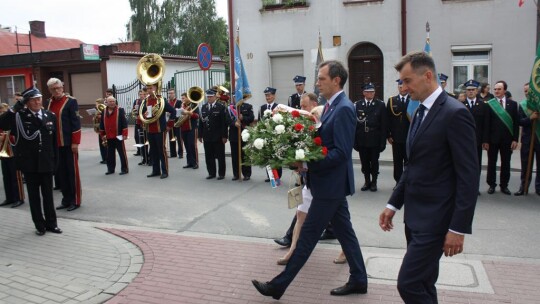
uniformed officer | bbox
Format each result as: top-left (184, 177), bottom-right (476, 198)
top-left (0, 87), bottom-right (62, 235)
top-left (386, 79), bottom-right (410, 185)
top-left (462, 79), bottom-right (486, 192)
top-left (355, 83), bottom-right (387, 192)
top-left (288, 75), bottom-right (306, 110)
top-left (227, 100), bottom-right (255, 181)
top-left (199, 88), bottom-right (228, 180)
top-left (438, 73), bottom-right (456, 98)
top-left (258, 87), bottom-right (282, 181)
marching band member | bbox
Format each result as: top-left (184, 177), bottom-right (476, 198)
top-left (167, 88), bottom-right (183, 158)
top-left (94, 98), bottom-right (107, 164)
top-left (179, 93), bottom-right (199, 169)
top-left (0, 103), bottom-right (25, 208)
top-left (133, 89), bottom-right (150, 165)
top-left (100, 96), bottom-right (129, 175)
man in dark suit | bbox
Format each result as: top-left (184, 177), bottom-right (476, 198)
top-left (355, 82), bottom-right (387, 192)
top-left (198, 89), bottom-right (228, 180)
top-left (387, 79), bottom-right (410, 185)
top-left (379, 51), bottom-right (479, 304)
top-left (258, 87), bottom-right (282, 181)
top-left (0, 87), bottom-right (62, 236)
top-left (482, 80), bottom-right (519, 195)
top-left (252, 60), bottom-right (368, 300)
top-left (288, 75), bottom-right (306, 109)
top-left (227, 100), bottom-right (254, 181)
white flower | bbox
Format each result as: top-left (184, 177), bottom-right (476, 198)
top-left (272, 113), bottom-right (283, 123)
top-left (274, 124), bottom-right (285, 134)
top-left (264, 109), bottom-right (272, 117)
top-left (254, 138), bottom-right (265, 149)
top-left (241, 129), bottom-right (250, 142)
top-left (295, 149), bottom-right (305, 160)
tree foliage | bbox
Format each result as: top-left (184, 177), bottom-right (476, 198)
top-left (127, 0), bottom-right (228, 57)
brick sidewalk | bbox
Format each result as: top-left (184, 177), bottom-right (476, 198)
top-left (104, 229), bottom-right (540, 304)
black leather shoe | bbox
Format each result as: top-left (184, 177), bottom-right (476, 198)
top-left (251, 280), bottom-right (283, 300)
top-left (56, 205), bottom-right (69, 210)
top-left (105, 171), bottom-right (114, 175)
top-left (147, 173), bottom-right (160, 178)
top-left (100, 160), bottom-right (107, 164)
top-left (370, 182), bottom-right (377, 192)
top-left (179, 156), bottom-right (184, 159)
top-left (330, 282), bottom-right (367, 296)
top-left (160, 173), bottom-right (168, 179)
top-left (11, 200), bottom-right (24, 208)
top-left (119, 171), bottom-right (128, 175)
top-left (514, 188), bottom-right (524, 196)
top-left (265, 178), bottom-right (270, 182)
top-left (536, 190), bottom-right (540, 196)
top-left (46, 227), bottom-right (63, 234)
top-left (500, 187), bottom-right (511, 195)
top-left (0, 200), bottom-right (12, 206)
top-left (274, 237), bottom-right (291, 247)
top-left (138, 162), bottom-right (146, 166)
top-left (232, 176), bottom-right (239, 181)
top-left (67, 205), bottom-right (79, 211)
top-left (243, 176), bottom-right (251, 181)
top-left (206, 175), bottom-right (216, 180)
top-left (133, 153), bottom-right (141, 156)
top-left (360, 183), bottom-right (371, 191)
top-left (183, 165), bottom-right (193, 169)
top-left (35, 230), bottom-right (45, 236)
top-left (192, 165), bottom-right (199, 169)
top-left (487, 186), bottom-right (495, 194)
top-left (217, 176), bottom-right (225, 180)
top-left (53, 186), bottom-right (61, 190)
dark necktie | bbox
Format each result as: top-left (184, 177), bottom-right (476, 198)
top-left (35, 112), bottom-right (41, 120)
top-left (401, 97), bottom-right (405, 104)
top-left (499, 99), bottom-right (504, 109)
top-left (267, 104), bottom-right (271, 110)
top-left (410, 104), bottom-right (426, 141)
top-left (323, 103), bottom-right (330, 115)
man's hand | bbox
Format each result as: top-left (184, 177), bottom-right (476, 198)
top-left (531, 112), bottom-right (539, 120)
top-left (379, 208), bottom-right (396, 232)
top-left (71, 143), bottom-right (79, 153)
top-left (387, 137), bottom-right (394, 145)
top-left (482, 143), bottom-right (489, 151)
top-left (443, 231), bottom-right (465, 257)
top-left (222, 137), bottom-right (227, 144)
top-left (234, 120), bottom-right (241, 128)
top-left (198, 138), bottom-right (203, 143)
top-left (511, 141), bottom-right (518, 150)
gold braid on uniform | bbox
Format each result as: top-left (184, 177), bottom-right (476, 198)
top-left (389, 96), bottom-right (402, 117)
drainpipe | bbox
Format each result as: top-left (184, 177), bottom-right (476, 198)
top-left (401, 0), bottom-right (407, 55)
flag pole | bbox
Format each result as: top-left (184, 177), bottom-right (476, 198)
top-left (236, 20), bottom-right (243, 181)
top-left (524, 119), bottom-right (536, 195)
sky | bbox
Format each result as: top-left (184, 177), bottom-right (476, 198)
top-left (2, 0), bottom-right (229, 45)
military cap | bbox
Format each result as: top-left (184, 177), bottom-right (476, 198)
top-left (293, 75), bottom-right (306, 84)
top-left (464, 79), bottom-right (480, 89)
top-left (396, 79), bottom-right (403, 85)
top-left (438, 73), bottom-right (448, 83)
top-left (363, 83), bottom-right (375, 92)
top-left (206, 88), bottom-right (217, 96)
top-left (264, 87), bottom-right (277, 95)
top-left (21, 86), bottom-right (42, 103)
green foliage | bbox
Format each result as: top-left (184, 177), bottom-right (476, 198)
top-left (127, 0), bottom-right (228, 56)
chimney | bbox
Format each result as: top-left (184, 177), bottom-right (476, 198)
top-left (29, 21), bottom-right (46, 38)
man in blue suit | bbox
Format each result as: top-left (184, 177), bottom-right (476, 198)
top-left (252, 60), bottom-right (368, 299)
top-left (379, 51), bottom-right (479, 304)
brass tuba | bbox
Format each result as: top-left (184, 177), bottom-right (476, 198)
top-left (136, 54), bottom-right (166, 126)
top-left (94, 103), bottom-right (106, 133)
top-left (0, 131), bottom-right (12, 158)
top-left (174, 86), bottom-right (204, 127)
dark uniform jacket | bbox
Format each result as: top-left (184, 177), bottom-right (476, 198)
top-left (462, 98), bottom-right (486, 146)
top-left (258, 103), bottom-right (278, 121)
top-left (483, 98), bottom-right (519, 144)
top-left (288, 92), bottom-right (305, 110)
top-left (386, 95), bottom-right (410, 144)
top-left (354, 98), bottom-right (388, 150)
top-left (199, 102), bottom-right (228, 142)
top-left (0, 109), bottom-right (57, 173)
top-left (228, 103), bottom-right (254, 142)
top-left (518, 104), bottom-right (540, 146)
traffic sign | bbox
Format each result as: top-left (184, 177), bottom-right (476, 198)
top-left (197, 43), bottom-right (213, 71)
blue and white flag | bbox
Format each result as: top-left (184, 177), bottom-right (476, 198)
top-left (234, 41), bottom-right (251, 105)
top-left (406, 32), bottom-right (432, 121)
top-left (314, 34), bottom-right (326, 105)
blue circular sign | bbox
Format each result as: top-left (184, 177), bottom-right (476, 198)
top-left (197, 43), bottom-right (213, 71)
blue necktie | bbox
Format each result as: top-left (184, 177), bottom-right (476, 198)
top-left (410, 104), bottom-right (426, 141)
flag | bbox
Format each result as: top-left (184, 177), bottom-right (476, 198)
top-left (423, 36), bottom-right (432, 56)
top-left (407, 32), bottom-right (432, 120)
top-left (234, 41), bottom-right (251, 105)
top-left (527, 42), bottom-right (540, 114)
top-left (314, 33), bottom-right (326, 104)
top-left (519, 0), bottom-right (525, 7)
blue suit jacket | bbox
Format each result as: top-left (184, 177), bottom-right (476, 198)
top-left (388, 91), bottom-right (479, 234)
top-left (308, 92), bottom-right (356, 200)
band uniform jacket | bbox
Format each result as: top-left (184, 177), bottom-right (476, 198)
top-left (386, 95), bottom-right (410, 144)
top-left (168, 98), bottom-right (182, 124)
top-left (228, 103), bottom-right (254, 142)
top-left (462, 97), bottom-right (486, 146)
top-left (47, 94), bottom-right (81, 147)
top-left (199, 102), bottom-right (228, 142)
top-left (482, 98), bottom-right (519, 144)
top-left (354, 98), bottom-right (388, 150)
top-left (258, 103), bottom-right (279, 121)
top-left (99, 107), bottom-right (128, 139)
top-left (0, 109), bottom-right (58, 173)
top-left (140, 96), bottom-right (177, 133)
top-left (288, 92), bottom-right (305, 110)
top-left (132, 98), bottom-right (143, 126)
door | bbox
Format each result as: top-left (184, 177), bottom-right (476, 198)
top-left (348, 43), bottom-right (384, 102)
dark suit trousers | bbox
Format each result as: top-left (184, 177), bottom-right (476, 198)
top-left (1, 158), bottom-right (23, 202)
top-left (270, 197), bottom-right (367, 292)
top-left (57, 146), bottom-right (81, 206)
top-left (98, 135), bottom-right (107, 161)
top-left (398, 230), bottom-right (445, 304)
top-left (203, 140), bottom-right (225, 177)
top-left (25, 172), bottom-right (57, 231)
top-left (181, 129), bottom-right (197, 167)
top-left (106, 138), bottom-right (129, 173)
top-left (148, 132), bottom-right (168, 175)
top-left (519, 142), bottom-right (540, 191)
top-left (392, 142), bottom-right (408, 182)
top-left (230, 141), bottom-right (251, 178)
top-left (358, 147), bottom-right (380, 178)
top-left (486, 143), bottom-right (512, 187)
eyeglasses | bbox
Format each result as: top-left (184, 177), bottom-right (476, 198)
top-left (51, 86), bottom-right (63, 91)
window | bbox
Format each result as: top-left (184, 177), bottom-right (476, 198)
top-left (451, 50), bottom-right (490, 93)
top-left (261, 0), bottom-right (308, 10)
top-left (0, 75), bottom-right (25, 106)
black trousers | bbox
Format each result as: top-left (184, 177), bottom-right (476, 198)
top-left (148, 132), bottom-right (168, 175)
top-left (230, 140), bottom-right (251, 178)
top-left (57, 146), bottom-right (81, 206)
top-left (25, 172), bottom-right (57, 231)
top-left (1, 158), bottom-right (23, 202)
top-left (106, 138), bottom-right (129, 173)
top-left (486, 143), bottom-right (512, 188)
top-left (392, 142), bottom-right (408, 182)
top-left (519, 141), bottom-right (540, 191)
top-left (203, 140), bottom-right (225, 177)
top-left (358, 146), bottom-right (380, 179)
top-left (98, 135), bottom-right (107, 161)
top-left (182, 129), bottom-right (197, 167)
top-left (168, 127), bottom-right (183, 157)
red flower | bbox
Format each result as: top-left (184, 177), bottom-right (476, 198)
top-left (322, 146), bottom-right (328, 156)
top-left (291, 110), bottom-right (300, 118)
top-left (294, 123), bottom-right (304, 131)
top-left (313, 137), bottom-right (322, 146)
top-left (309, 125), bottom-right (315, 131)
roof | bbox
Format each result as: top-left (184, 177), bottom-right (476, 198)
top-left (0, 31), bottom-right (83, 55)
